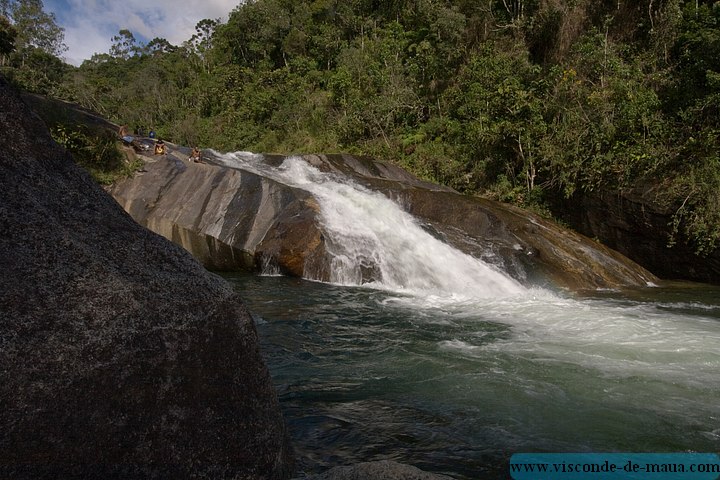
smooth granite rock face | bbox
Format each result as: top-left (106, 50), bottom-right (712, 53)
top-left (110, 154), bottom-right (328, 276)
top-left (110, 149), bottom-right (657, 291)
top-left (552, 189), bottom-right (720, 285)
top-left (395, 187), bottom-right (658, 290)
top-left (0, 78), bottom-right (293, 478)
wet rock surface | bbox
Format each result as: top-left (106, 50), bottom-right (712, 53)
top-left (398, 188), bottom-right (658, 290)
top-left (553, 189), bottom-right (720, 285)
top-left (299, 460), bottom-right (455, 480)
top-left (111, 150), bottom-right (657, 291)
top-left (0, 78), bottom-right (292, 478)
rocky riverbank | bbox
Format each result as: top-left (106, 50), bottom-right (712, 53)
top-left (1, 76), bottom-right (293, 478)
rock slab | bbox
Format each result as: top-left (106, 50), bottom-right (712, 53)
top-left (110, 151), bottom-right (658, 291)
top-left (0, 78), bottom-right (292, 477)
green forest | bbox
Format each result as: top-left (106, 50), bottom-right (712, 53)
top-left (2, 0), bottom-right (720, 254)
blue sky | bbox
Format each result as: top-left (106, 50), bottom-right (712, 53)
top-left (43, 0), bottom-right (240, 65)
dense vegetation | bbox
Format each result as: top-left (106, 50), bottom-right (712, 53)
top-left (2, 0), bottom-right (720, 253)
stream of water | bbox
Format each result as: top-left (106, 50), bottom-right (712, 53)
top-left (214, 153), bottom-right (720, 478)
top-left (226, 275), bottom-right (720, 479)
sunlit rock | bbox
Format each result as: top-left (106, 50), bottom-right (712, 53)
top-left (110, 149), bottom-right (657, 291)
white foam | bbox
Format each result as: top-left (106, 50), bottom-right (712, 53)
top-left (215, 152), bottom-right (525, 298)
top-left (213, 151), bottom-right (720, 392)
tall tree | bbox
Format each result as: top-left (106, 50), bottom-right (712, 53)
top-left (189, 18), bottom-right (218, 73)
top-left (6, 0), bottom-right (66, 57)
top-left (0, 14), bottom-right (17, 60)
top-left (0, 0), bottom-right (11, 18)
top-left (110, 29), bottom-right (139, 59)
top-left (147, 37), bottom-right (176, 56)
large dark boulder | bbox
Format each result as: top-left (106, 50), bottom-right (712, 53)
top-left (0, 79), bottom-right (293, 477)
top-left (553, 189), bottom-right (720, 284)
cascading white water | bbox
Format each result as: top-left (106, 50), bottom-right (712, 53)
top-left (213, 152), bottom-right (720, 388)
top-left (232, 274), bottom-right (720, 479)
top-left (214, 152), bottom-right (525, 298)
top-left (216, 153), bottom-right (720, 476)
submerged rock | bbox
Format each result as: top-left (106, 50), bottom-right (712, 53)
top-left (110, 150), bottom-right (657, 291)
top-left (0, 78), bottom-right (292, 477)
top-left (300, 460), bottom-right (455, 480)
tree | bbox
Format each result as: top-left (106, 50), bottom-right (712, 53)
top-left (147, 37), bottom-right (176, 56)
top-left (440, 44), bottom-right (546, 198)
top-left (188, 18), bottom-right (218, 72)
top-left (110, 29), bottom-right (139, 59)
top-left (192, 18), bottom-right (218, 54)
top-left (215, 0), bottom-right (291, 68)
top-left (0, 0), bottom-right (11, 17)
top-left (2, 0), bottom-right (67, 94)
top-left (9, 45), bottom-right (67, 94)
top-left (0, 14), bottom-right (17, 61)
top-left (5, 0), bottom-right (66, 57)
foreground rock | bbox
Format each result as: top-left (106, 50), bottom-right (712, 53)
top-left (0, 79), bottom-right (292, 477)
top-left (110, 152), bottom-right (657, 291)
top-left (300, 460), bottom-right (455, 480)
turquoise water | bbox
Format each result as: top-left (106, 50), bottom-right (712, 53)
top-left (225, 273), bottom-right (720, 479)
top-left (215, 152), bottom-right (720, 478)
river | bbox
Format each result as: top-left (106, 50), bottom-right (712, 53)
top-left (215, 152), bottom-right (720, 478)
top-left (225, 274), bottom-right (720, 479)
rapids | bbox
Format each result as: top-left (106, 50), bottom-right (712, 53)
top-left (228, 275), bottom-right (720, 479)
top-left (215, 152), bottom-right (524, 296)
top-left (215, 153), bottom-right (720, 478)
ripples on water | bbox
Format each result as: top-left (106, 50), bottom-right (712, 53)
top-left (214, 153), bottom-right (720, 477)
top-left (223, 273), bottom-right (720, 479)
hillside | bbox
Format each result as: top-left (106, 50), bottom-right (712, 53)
top-left (6, 0), bottom-right (720, 283)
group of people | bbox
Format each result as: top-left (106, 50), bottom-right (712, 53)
top-left (154, 140), bottom-right (204, 163)
top-left (118, 123), bottom-right (203, 163)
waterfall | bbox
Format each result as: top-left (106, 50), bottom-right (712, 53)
top-left (216, 153), bottom-right (525, 298)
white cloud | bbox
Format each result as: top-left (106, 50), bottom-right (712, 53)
top-left (46, 0), bottom-right (239, 66)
